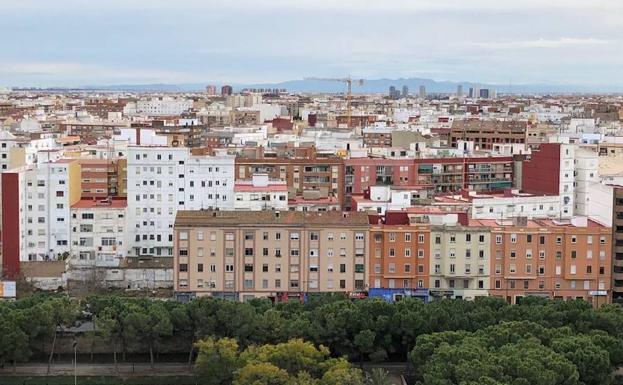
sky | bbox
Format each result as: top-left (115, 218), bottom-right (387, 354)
top-left (0, 0), bottom-right (622, 87)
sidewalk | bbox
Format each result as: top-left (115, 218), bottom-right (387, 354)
top-left (0, 362), bottom-right (194, 377)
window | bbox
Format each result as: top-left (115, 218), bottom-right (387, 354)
top-left (355, 233), bottom-right (365, 241)
top-left (290, 232), bottom-right (299, 240)
top-left (404, 233), bottom-right (411, 242)
top-left (226, 264), bottom-right (234, 272)
top-left (496, 235), bottom-right (502, 244)
top-left (509, 264), bottom-right (516, 274)
top-left (449, 264), bottom-right (455, 274)
top-left (465, 233), bottom-right (471, 242)
top-left (197, 264), bottom-right (204, 272)
top-left (310, 232), bottom-right (319, 240)
top-left (389, 233), bottom-right (396, 242)
top-left (418, 234), bottom-right (425, 243)
top-left (179, 264), bottom-right (188, 272)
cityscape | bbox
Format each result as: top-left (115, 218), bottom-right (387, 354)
top-left (1, 1), bottom-right (623, 385)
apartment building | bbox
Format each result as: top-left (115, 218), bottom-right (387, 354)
top-left (450, 119), bottom-right (528, 150)
top-left (126, 146), bottom-right (235, 259)
top-left (344, 156), bottom-right (514, 209)
top-left (173, 210), bottom-right (369, 301)
top-left (429, 223), bottom-right (491, 300)
top-left (486, 217), bottom-right (611, 305)
top-left (368, 211), bottom-right (431, 302)
top-left (613, 187), bottom-right (623, 303)
top-left (522, 143), bottom-right (578, 217)
top-left (69, 198), bottom-right (127, 267)
top-left (236, 157), bottom-right (344, 207)
top-left (1, 158), bottom-right (81, 274)
top-left (233, 174), bottom-right (288, 211)
top-left (79, 159), bottom-right (123, 199)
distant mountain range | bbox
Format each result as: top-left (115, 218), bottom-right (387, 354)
top-left (75, 77), bottom-right (621, 94)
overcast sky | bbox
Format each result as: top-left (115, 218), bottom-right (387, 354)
top-left (0, 0), bottom-right (621, 87)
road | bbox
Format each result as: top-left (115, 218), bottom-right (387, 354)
top-left (0, 362), bottom-right (193, 376)
top-left (0, 361), bottom-right (409, 377)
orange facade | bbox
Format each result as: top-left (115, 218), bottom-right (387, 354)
top-left (488, 221), bottom-right (611, 305)
top-left (369, 224), bottom-right (431, 291)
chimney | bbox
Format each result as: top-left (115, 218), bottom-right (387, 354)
top-left (135, 126), bottom-right (141, 145)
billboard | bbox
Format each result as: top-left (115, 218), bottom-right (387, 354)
top-left (0, 281), bottom-right (16, 298)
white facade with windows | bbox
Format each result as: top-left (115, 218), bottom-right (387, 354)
top-left (20, 160), bottom-right (80, 261)
top-left (126, 146), bottom-right (235, 258)
top-left (70, 201), bottom-right (127, 267)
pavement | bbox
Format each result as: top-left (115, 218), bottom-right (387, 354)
top-left (0, 362), bottom-right (194, 376)
top-left (0, 361), bottom-right (410, 377)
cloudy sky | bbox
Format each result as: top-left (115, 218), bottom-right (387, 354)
top-left (0, 0), bottom-right (621, 87)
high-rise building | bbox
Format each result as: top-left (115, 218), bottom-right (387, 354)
top-left (221, 85), bottom-right (233, 96)
top-left (401, 85), bottom-right (409, 98)
top-left (418, 85), bottom-right (426, 99)
top-left (457, 85), bottom-right (463, 98)
top-left (206, 85), bottom-right (217, 95)
top-left (388, 86), bottom-right (400, 99)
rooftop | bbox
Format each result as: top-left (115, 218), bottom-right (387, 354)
top-left (175, 210), bottom-right (367, 227)
top-left (71, 198), bottom-right (128, 209)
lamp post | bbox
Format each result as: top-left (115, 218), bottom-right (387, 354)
top-left (73, 337), bottom-right (77, 385)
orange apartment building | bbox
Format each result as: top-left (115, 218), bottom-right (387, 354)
top-left (79, 159), bottom-right (127, 198)
top-left (368, 211), bottom-right (431, 301)
top-left (485, 217), bottom-right (612, 305)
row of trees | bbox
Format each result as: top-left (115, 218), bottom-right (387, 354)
top-left (410, 321), bottom-right (623, 385)
top-left (2, 293), bottom-right (623, 378)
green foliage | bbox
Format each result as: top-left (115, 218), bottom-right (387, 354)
top-left (3, 293), bottom-right (623, 384)
top-left (196, 338), bottom-right (361, 385)
top-left (195, 337), bottom-right (241, 385)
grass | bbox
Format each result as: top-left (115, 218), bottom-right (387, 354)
top-left (0, 376), bottom-right (198, 385)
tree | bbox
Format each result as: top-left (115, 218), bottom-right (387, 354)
top-left (364, 368), bottom-right (395, 385)
top-left (320, 359), bottom-right (364, 385)
top-left (195, 337), bottom-right (241, 385)
top-left (233, 362), bottom-right (290, 385)
top-left (240, 339), bottom-right (331, 379)
top-left (38, 297), bottom-right (79, 374)
top-left (551, 336), bottom-right (611, 385)
top-left (0, 309), bottom-right (30, 371)
top-left (354, 330), bottom-right (375, 366)
top-left (123, 301), bottom-right (172, 368)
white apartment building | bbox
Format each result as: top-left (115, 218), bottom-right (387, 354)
top-left (126, 146), bottom-right (235, 258)
top-left (233, 174), bottom-right (289, 211)
top-left (435, 189), bottom-right (563, 220)
top-left (15, 159), bottom-right (82, 261)
top-left (574, 148), bottom-right (600, 217)
top-left (70, 199), bottom-right (127, 267)
top-left (135, 97), bottom-right (193, 116)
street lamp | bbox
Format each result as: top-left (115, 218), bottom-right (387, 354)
top-left (73, 337), bottom-right (77, 385)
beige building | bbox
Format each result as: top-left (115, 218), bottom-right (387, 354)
top-left (173, 210), bottom-right (369, 301)
top-left (429, 224), bottom-right (491, 300)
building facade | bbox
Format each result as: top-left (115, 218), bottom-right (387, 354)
top-left (173, 210), bottom-right (369, 301)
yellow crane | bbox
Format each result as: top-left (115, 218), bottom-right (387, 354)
top-left (305, 76), bottom-right (364, 128)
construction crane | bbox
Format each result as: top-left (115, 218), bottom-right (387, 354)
top-left (305, 76), bottom-right (364, 128)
